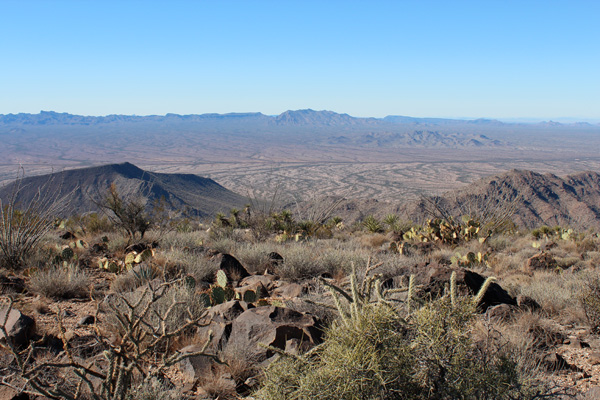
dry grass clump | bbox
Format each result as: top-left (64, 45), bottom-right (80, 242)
top-left (200, 374), bottom-right (237, 399)
top-left (29, 264), bottom-right (90, 299)
top-left (154, 230), bottom-right (207, 250)
top-left (125, 377), bottom-right (183, 400)
top-left (110, 264), bottom-right (162, 293)
top-left (273, 241), bottom-right (370, 281)
top-left (357, 232), bottom-right (389, 249)
top-left (104, 281), bottom-right (206, 341)
top-left (162, 248), bottom-right (217, 283)
top-left (579, 273), bottom-right (600, 333)
top-left (232, 242), bottom-right (277, 273)
top-left (207, 237), bottom-right (238, 254)
top-left (103, 232), bottom-right (129, 253)
top-left (515, 270), bottom-right (589, 322)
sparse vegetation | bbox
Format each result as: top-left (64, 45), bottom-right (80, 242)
top-left (2, 174), bottom-right (600, 398)
top-left (0, 170), bottom-right (71, 269)
top-left (98, 183), bottom-right (152, 242)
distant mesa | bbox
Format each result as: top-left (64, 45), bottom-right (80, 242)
top-left (0, 162), bottom-right (248, 218)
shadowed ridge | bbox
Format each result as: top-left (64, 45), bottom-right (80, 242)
top-left (406, 169), bottom-right (600, 229)
top-left (0, 163), bottom-right (248, 218)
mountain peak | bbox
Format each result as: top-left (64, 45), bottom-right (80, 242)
top-left (275, 109), bottom-right (357, 126)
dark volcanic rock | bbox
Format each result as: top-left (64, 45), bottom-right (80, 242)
top-left (213, 253), bottom-right (250, 281)
top-left (525, 252), bottom-right (558, 272)
top-left (0, 307), bottom-right (35, 347)
top-left (228, 306), bottom-right (322, 362)
top-left (422, 265), bottom-right (516, 310)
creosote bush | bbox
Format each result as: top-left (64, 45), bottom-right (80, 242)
top-left (98, 183), bottom-right (152, 242)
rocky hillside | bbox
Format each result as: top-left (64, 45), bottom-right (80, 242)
top-left (0, 162), bottom-right (248, 218)
top-left (404, 169), bottom-right (600, 230)
top-left (309, 169), bottom-right (600, 230)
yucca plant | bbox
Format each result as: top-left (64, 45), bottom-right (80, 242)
top-left (362, 215), bottom-right (382, 233)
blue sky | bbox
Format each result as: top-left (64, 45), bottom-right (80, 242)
top-left (1, 1), bottom-right (598, 119)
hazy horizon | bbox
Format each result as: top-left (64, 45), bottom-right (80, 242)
top-left (2, 109), bottom-right (600, 125)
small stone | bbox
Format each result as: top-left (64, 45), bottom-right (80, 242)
top-left (244, 377), bottom-right (259, 388)
top-left (582, 387), bottom-right (600, 400)
top-left (589, 352), bottom-right (600, 365)
top-left (568, 337), bottom-right (581, 348)
top-left (61, 309), bottom-right (75, 318)
top-left (516, 294), bottom-right (541, 311)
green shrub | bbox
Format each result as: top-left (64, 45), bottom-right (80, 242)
top-left (257, 303), bottom-right (413, 400)
top-left (257, 296), bottom-right (537, 399)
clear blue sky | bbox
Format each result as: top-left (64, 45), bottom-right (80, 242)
top-left (1, 0), bottom-right (598, 119)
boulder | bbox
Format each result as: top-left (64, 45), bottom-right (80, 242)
top-left (197, 300), bottom-right (248, 353)
top-left (267, 252), bottom-right (284, 267)
top-left (184, 302), bottom-right (322, 380)
top-left (0, 386), bottom-right (29, 400)
top-left (422, 265), bottom-right (516, 311)
top-left (59, 230), bottom-right (76, 240)
top-left (227, 306), bottom-right (323, 362)
top-left (179, 301), bottom-right (249, 381)
top-left (239, 274), bottom-right (277, 291)
top-left (0, 307), bottom-right (35, 347)
top-left (542, 352), bottom-right (583, 372)
top-left (581, 387), bottom-right (600, 400)
top-left (125, 241), bottom-right (158, 254)
top-left (235, 281), bottom-right (269, 300)
top-left (177, 344), bottom-right (217, 382)
top-left (213, 254), bottom-right (250, 281)
top-left (272, 283), bottom-right (305, 299)
top-left (524, 252), bottom-right (557, 272)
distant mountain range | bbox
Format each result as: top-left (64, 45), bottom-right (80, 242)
top-left (1, 109), bottom-right (598, 127)
top-left (4, 110), bottom-right (599, 156)
top-left (0, 163), bottom-right (248, 218)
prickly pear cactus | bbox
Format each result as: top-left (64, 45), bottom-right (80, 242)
top-left (243, 290), bottom-right (257, 303)
top-left (134, 248), bottom-right (153, 263)
top-left (61, 247), bottom-right (74, 261)
top-left (224, 287), bottom-right (236, 301)
top-left (210, 286), bottom-right (226, 304)
top-left (216, 269), bottom-right (228, 288)
top-left (125, 253), bottom-right (136, 265)
top-left (199, 292), bottom-right (211, 307)
top-left (184, 275), bottom-right (196, 290)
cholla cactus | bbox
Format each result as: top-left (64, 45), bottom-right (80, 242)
top-left (319, 257), bottom-right (417, 328)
